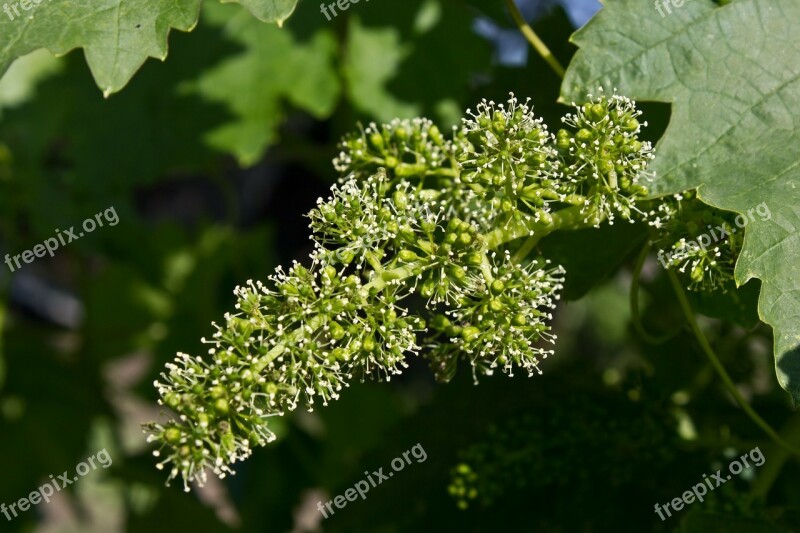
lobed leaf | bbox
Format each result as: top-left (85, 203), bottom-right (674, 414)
top-left (0, 0), bottom-right (298, 96)
top-left (561, 0), bottom-right (800, 402)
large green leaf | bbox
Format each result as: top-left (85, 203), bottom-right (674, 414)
top-left (0, 0), bottom-right (298, 95)
top-left (561, 0), bottom-right (800, 401)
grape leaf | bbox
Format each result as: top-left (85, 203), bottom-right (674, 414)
top-left (186, 3), bottom-right (340, 165)
top-left (538, 223), bottom-right (647, 300)
top-left (0, 36), bottom-right (230, 228)
top-left (0, 0), bottom-right (298, 96)
top-left (561, 0), bottom-right (800, 402)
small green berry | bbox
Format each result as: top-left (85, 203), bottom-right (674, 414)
top-left (398, 250), bottom-right (419, 262)
top-left (461, 327), bottom-right (481, 342)
top-left (490, 280), bottom-right (505, 295)
top-left (214, 398), bottom-right (230, 416)
top-left (164, 427), bottom-right (182, 444)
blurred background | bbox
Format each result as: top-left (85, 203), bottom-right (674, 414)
top-left (1, 0), bottom-right (798, 531)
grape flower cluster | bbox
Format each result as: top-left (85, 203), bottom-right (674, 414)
top-left (144, 92), bottom-right (659, 490)
top-left (648, 190), bottom-right (742, 292)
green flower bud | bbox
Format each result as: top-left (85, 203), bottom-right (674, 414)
top-left (691, 265), bottom-right (705, 284)
top-left (623, 117), bottom-right (639, 132)
top-left (492, 115), bottom-right (506, 134)
top-left (321, 204), bottom-right (337, 222)
top-left (623, 140), bottom-right (642, 154)
top-left (576, 128), bottom-right (593, 143)
top-left (221, 431), bottom-right (236, 454)
top-left (421, 219), bottom-right (437, 233)
top-left (393, 190), bottom-right (409, 210)
top-left (465, 252), bottom-right (483, 266)
top-left (431, 314), bottom-right (451, 330)
top-left (490, 280), bottom-right (505, 295)
top-left (330, 322), bottom-right (346, 341)
top-left (338, 249), bottom-right (355, 264)
top-left (589, 103), bottom-right (606, 122)
top-left (429, 125), bottom-right (444, 145)
top-left (398, 250), bottom-right (419, 262)
top-left (399, 225), bottom-right (417, 241)
top-left (362, 337), bottom-right (376, 352)
top-left (449, 266), bottom-right (467, 281)
top-left (214, 398), bottom-right (230, 416)
top-left (164, 392), bottom-right (181, 409)
top-left (462, 327), bottom-right (481, 342)
top-left (377, 206), bottom-right (393, 221)
top-left (420, 279), bottom-right (436, 298)
top-left (209, 385), bottom-right (226, 400)
top-left (164, 427), bottom-right (182, 444)
top-left (369, 132), bottom-right (385, 151)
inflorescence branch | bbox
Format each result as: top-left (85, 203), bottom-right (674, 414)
top-left (144, 91), bottom-right (663, 491)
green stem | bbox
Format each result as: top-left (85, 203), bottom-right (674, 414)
top-left (480, 254), bottom-right (495, 284)
top-left (363, 263), bottom-right (420, 293)
top-left (667, 269), bottom-right (800, 457)
top-left (511, 236), bottom-right (539, 264)
top-left (365, 251), bottom-right (384, 274)
top-left (630, 242), bottom-right (682, 344)
top-left (484, 204), bottom-right (599, 250)
top-left (254, 315), bottom-right (324, 373)
top-left (505, 0), bottom-right (565, 79)
top-left (749, 414), bottom-right (800, 504)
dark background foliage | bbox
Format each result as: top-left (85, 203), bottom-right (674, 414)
top-left (0, 1), bottom-right (797, 531)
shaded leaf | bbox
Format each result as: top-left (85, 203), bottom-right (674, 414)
top-left (188, 3), bottom-right (340, 165)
